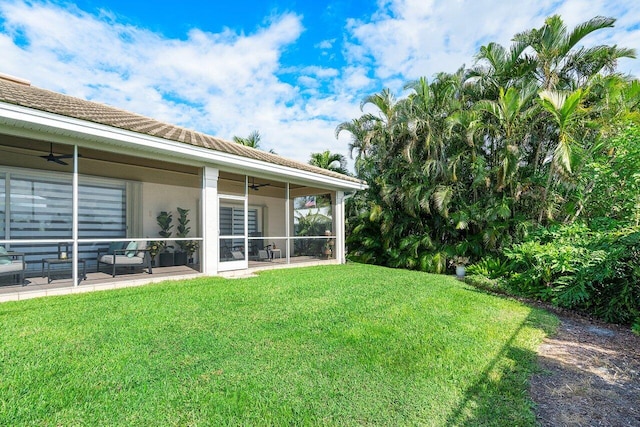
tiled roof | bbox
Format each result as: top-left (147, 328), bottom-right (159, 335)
top-left (0, 77), bottom-right (362, 184)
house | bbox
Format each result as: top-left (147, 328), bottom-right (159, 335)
top-left (0, 72), bottom-right (366, 286)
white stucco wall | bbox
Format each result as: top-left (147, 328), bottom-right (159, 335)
top-left (142, 182), bottom-right (201, 239)
top-left (247, 194), bottom-right (286, 238)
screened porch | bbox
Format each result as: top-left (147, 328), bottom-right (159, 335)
top-left (215, 171), bottom-right (341, 273)
top-left (0, 136), bottom-right (203, 287)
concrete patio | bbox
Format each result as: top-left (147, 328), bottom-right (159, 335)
top-left (0, 257), bottom-right (338, 302)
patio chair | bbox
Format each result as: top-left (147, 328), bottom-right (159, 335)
top-left (0, 248), bottom-right (26, 286)
top-left (97, 241), bottom-right (152, 277)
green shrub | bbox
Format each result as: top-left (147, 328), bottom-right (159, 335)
top-left (503, 225), bottom-right (640, 324)
top-left (467, 256), bottom-right (512, 279)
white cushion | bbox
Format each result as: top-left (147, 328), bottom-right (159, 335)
top-left (100, 255), bottom-right (144, 265)
top-left (0, 260), bottom-right (23, 273)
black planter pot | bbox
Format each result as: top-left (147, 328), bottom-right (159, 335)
top-left (159, 252), bottom-right (174, 267)
top-left (174, 252), bottom-right (188, 266)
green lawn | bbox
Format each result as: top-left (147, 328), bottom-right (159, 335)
top-left (0, 263), bottom-right (556, 426)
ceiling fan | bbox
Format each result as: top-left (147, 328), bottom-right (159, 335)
top-left (40, 143), bottom-right (78, 165)
top-left (249, 177), bottom-right (270, 191)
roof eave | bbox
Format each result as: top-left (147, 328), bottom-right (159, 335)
top-left (0, 101), bottom-right (368, 191)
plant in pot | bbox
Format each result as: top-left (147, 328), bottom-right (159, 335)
top-left (157, 211), bottom-right (174, 267)
top-left (147, 240), bottom-right (162, 266)
top-left (450, 255), bottom-right (470, 280)
top-left (174, 207), bottom-right (191, 266)
top-left (323, 230), bottom-right (334, 258)
top-left (184, 240), bottom-right (199, 265)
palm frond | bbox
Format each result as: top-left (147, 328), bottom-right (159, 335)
top-left (566, 16), bottom-right (615, 52)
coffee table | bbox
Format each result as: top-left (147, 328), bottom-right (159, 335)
top-left (41, 258), bottom-right (87, 284)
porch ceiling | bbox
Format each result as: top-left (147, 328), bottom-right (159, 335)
top-left (218, 171), bottom-right (335, 198)
top-left (0, 135), bottom-right (201, 186)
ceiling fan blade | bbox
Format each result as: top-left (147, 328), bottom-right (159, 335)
top-left (54, 158), bottom-right (68, 165)
top-left (57, 154), bottom-right (74, 159)
top-left (250, 183), bottom-right (270, 190)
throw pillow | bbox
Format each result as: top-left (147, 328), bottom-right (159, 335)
top-left (0, 246), bottom-right (11, 265)
top-left (125, 241), bottom-right (138, 258)
top-left (107, 241), bottom-right (125, 255)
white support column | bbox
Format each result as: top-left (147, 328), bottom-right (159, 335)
top-left (72, 145), bottom-right (79, 286)
top-left (244, 175), bottom-right (248, 260)
top-left (285, 182), bottom-right (290, 264)
top-left (202, 167), bottom-right (219, 275)
top-left (335, 191), bottom-right (346, 264)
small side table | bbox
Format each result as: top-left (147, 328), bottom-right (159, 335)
top-left (270, 248), bottom-right (282, 259)
top-left (42, 258), bottom-right (87, 284)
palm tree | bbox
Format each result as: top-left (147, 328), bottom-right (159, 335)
top-left (233, 130), bottom-right (262, 149)
top-left (309, 150), bottom-right (349, 175)
top-left (467, 41), bottom-right (534, 98)
top-left (338, 14), bottom-right (637, 272)
top-left (474, 85), bottom-right (539, 194)
top-left (537, 88), bottom-right (588, 222)
top-left (233, 130), bottom-right (278, 154)
top-left (513, 15), bottom-right (635, 90)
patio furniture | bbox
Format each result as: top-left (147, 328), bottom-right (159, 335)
top-left (270, 248), bottom-right (282, 259)
top-left (0, 249), bottom-right (26, 286)
top-left (97, 241), bottom-right (152, 277)
top-left (257, 245), bottom-right (279, 261)
top-left (257, 249), bottom-right (270, 261)
top-left (41, 258), bottom-right (87, 284)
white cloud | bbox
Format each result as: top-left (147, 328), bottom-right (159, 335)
top-left (299, 66), bottom-right (339, 79)
top-left (1, 0), bottom-right (638, 172)
top-left (344, 0), bottom-right (640, 86)
top-left (316, 38), bottom-right (335, 49)
top-left (0, 1), bottom-right (345, 163)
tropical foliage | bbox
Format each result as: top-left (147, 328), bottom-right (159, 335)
top-left (471, 225), bottom-right (640, 324)
top-left (233, 130), bottom-right (263, 148)
top-left (309, 150), bottom-right (349, 174)
top-left (339, 15), bottom-right (639, 323)
top-left (233, 130), bottom-right (277, 153)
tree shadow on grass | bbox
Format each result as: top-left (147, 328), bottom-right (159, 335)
top-left (445, 310), bottom-right (553, 426)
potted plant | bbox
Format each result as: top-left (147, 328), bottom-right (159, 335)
top-left (147, 240), bottom-right (162, 266)
top-left (184, 240), bottom-right (199, 265)
top-left (157, 211), bottom-right (174, 267)
top-left (323, 230), bottom-right (334, 258)
top-left (174, 207), bottom-right (191, 265)
top-left (323, 241), bottom-right (332, 257)
top-left (450, 255), bottom-right (470, 279)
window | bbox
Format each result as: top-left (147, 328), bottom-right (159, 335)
top-left (219, 206), bottom-right (258, 235)
top-left (1, 169), bottom-right (127, 272)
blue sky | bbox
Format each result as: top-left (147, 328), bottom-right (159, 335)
top-left (1, 0), bottom-right (639, 167)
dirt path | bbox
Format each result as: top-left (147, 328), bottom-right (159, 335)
top-left (530, 312), bottom-right (640, 426)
